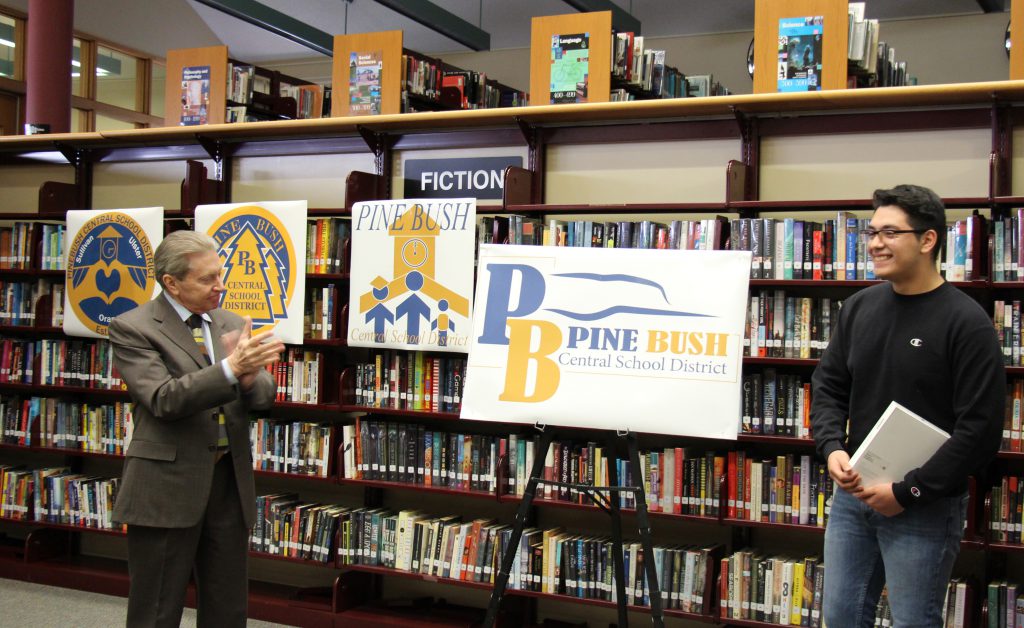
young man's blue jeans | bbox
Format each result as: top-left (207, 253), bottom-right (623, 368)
top-left (823, 487), bottom-right (967, 628)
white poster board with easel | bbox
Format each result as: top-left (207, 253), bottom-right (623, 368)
top-left (461, 245), bottom-right (752, 440)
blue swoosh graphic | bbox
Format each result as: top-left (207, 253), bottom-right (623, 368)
top-left (552, 272), bottom-right (668, 303)
top-left (544, 305), bottom-right (715, 322)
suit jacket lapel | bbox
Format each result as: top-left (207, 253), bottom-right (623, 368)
top-left (155, 294), bottom-right (208, 369)
top-left (208, 311), bottom-right (230, 363)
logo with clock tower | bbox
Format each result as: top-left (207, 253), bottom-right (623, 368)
top-left (356, 203), bottom-right (470, 347)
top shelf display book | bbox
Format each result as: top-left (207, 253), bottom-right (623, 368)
top-left (753, 0), bottom-right (849, 93)
top-left (529, 11), bottom-right (613, 106)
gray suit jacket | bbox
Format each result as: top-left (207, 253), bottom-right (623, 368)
top-left (109, 293), bottom-right (275, 528)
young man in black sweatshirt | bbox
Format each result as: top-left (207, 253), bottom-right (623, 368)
top-left (811, 184), bottom-right (1004, 628)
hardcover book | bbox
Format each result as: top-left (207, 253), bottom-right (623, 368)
top-left (850, 401), bottom-right (950, 486)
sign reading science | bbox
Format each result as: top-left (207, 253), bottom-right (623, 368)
top-left (195, 201), bottom-right (307, 344)
top-left (64, 208), bottom-right (163, 338)
top-left (461, 246), bottom-right (752, 440)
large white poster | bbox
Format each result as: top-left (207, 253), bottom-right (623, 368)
top-left (64, 207), bottom-right (163, 338)
top-left (462, 246), bottom-right (752, 439)
top-left (195, 201), bottom-right (307, 344)
top-left (348, 198), bottom-right (475, 352)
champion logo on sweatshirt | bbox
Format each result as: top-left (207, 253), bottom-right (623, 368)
top-left (909, 338), bottom-right (923, 347)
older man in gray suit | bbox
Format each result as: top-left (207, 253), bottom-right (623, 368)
top-left (109, 230), bottom-right (284, 627)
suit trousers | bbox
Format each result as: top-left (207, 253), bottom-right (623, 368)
top-left (126, 452), bottom-right (249, 628)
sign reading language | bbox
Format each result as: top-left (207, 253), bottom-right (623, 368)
top-left (461, 245), bottom-right (752, 439)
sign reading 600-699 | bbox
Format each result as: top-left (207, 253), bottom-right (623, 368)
top-left (66, 212), bottom-right (156, 336)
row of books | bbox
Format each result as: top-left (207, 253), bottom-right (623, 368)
top-left (740, 369), bottom-right (813, 438)
top-left (1004, 379), bottom-right (1024, 452)
top-left (989, 474), bottom-right (1024, 545)
top-left (995, 301), bottom-right (1024, 367)
top-left (305, 217), bottom-right (349, 275)
top-left (0, 464), bottom-right (122, 531)
top-left (250, 418), bottom-right (332, 478)
top-left (335, 505), bottom-right (715, 610)
top-left (353, 351), bottom-right (465, 413)
top-left (478, 215), bottom-right (544, 247)
top-left (735, 216), bottom-right (875, 281)
top-left (726, 453), bottom-right (832, 528)
top-left (0, 279), bottom-right (60, 326)
top-left (266, 348), bottom-right (321, 404)
top-left (847, 4), bottom-right (915, 88)
top-left (439, 70), bottom-right (523, 110)
top-left (280, 83), bottom-right (324, 120)
top-left (611, 32), bottom-right (686, 99)
top-left (343, 418), bottom-right (497, 493)
top-left (991, 212), bottom-right (1024, 282)
top-left (724, 555), bottom-right (965, 627)
top-left (720, 551), bottom-right (822, 626)
top-left (1, 396), bottom-right (130, 453)
top-left (745, 291), bottom-right (842, 359)
top-left (0, 222), bottom-right (53, 270)
top-left (541, 218), bottom-right (728, 250)
top-left (250, 493), bottom-right (344, 563)
top-left (987, 580), bottom-right (1024, 628)
top-left (227, 62), bottom-right (255, 105)
top-left (35, 338), bottom-right (123, 389)
top-left (303, 284), bottom-right (340, 340)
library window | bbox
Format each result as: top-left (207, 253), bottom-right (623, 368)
top-left (0, 14), bottom-right (15, 78)
top-left (95, 112), bottom-right (134, 131)
top-left (96, 45), bottom-right (140, 111)
top-left (150, 61), bottom-right (165, 119)
top-left (71, 37), bottom-right (89, 97)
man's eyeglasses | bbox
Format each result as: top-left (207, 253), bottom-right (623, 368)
top-left (859, 228), bottom-right (927, 241)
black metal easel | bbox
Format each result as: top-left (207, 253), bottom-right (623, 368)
top-left (482, 425), bottom-right (665, 628)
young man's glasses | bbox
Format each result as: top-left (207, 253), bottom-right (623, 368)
top-left (859, 228), bottom-right (927, 241)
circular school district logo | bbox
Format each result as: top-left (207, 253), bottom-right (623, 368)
top-left (66, 212), bottom-right (156, 336)
top-left (206, 205), bottom-right (295, 331)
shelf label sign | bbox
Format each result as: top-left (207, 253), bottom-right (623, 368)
top-left (195, 201), bottom-right (307, 344)
top-left (462, 246), bottom-right (752, 439)
top-left (777, 16), bottom-right (824, 93)
top-left (348, 198), bottom-right (476, 352)
top-left (403, 156), bottom-right (523, 200)
top-left (64, 207), bottom-right (163, 338)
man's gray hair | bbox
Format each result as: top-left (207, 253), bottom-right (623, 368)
top-left (154, 230), bottom-right (219, 289)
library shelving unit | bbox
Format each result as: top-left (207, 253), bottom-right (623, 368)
top-left (331, 31), bottom-right (526, 118)
top-left (4, 76), bottom-right (1024, 626)
top-left (164, 45), bottom-right (324, 126)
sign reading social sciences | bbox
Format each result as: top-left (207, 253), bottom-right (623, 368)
top-left (348, 198), bottom-right (475, 352)
top-left (195, 201), bottom-right (307, 344)
top-left (461, 245), bottom-right (753, 440)
top-left (64, 207), bottom-right (163, 338)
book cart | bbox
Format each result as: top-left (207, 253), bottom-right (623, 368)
top-left (1, 4), bottom-right (1024, 624)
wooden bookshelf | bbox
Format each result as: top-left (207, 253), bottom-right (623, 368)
top-left (331, 30), bottom-right (404, 117)
top-left (1013, 0), bottom-right (1024, 81)
top-left (529, 11), bottom-right (613, 106)
top-left (164, 45), bottom-right (229, 126)
top-left (752, 0), bottom-right (848, 93)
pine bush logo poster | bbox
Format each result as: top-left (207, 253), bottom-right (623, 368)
top-left (461, 246), bottom-right (752, 439)
top-left (195, 201), bottom-right (307, 344)
top-left (348, 198), bottom-right (475, 352)
top-left (64, 208), bottom-right (163, 338)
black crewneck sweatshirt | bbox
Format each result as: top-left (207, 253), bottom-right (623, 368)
top-left (811, 281), bottom-right (1005, 508)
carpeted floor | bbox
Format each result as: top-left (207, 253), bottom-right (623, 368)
top-left (0, 578), bottom-right (293, 627)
